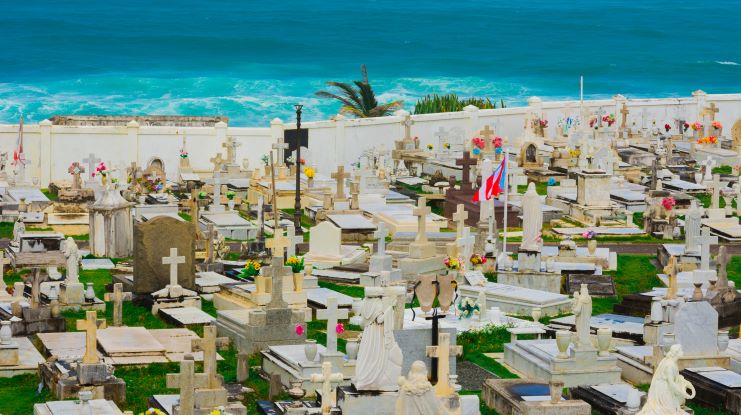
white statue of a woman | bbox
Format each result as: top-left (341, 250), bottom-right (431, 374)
top-left (63, 237), bottom-right (80, 283)
top-left (11, 217), bottom-right (25, 247)
top-left (637, 344), bottom-right (695, 415)
top-left (520, 183), bottom-right (543, 252)
top-left (395, 360), bottom-right (446, 415)
top-left (355, 287), bottom-right (403, 391)
top-left (572, 284), bottom-right (593, 350)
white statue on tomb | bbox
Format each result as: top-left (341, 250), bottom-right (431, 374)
top-left (395, 360), bottom-right (446, 415)
top-left (63, 237), bottom-right (80, 283)
top-left (637, 344), bottom-right (695, 415)
top-left (11, 217), bottom-right (25, 247)
top-left (572, 284), bottom-right (593, 350)
top-left (355, 287), bottom-right (403, 391)
top-left (520, 182), bottom-right (543, 252)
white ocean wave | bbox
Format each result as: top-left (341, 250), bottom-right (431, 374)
top-left (716, 61), bottom-right (739, 66)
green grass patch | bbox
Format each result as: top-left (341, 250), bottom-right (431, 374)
top-left (41, 188), bottom-right (58, 201)
top-left (317, 280), bottom-right (364, 298)
top-left (593, 254), bottom-right (662, 315)
top-left (712, 165), bottom-right (733, 175)
top-left (517, 181), bottom-right (551, 196)
top-left (0, 374), bottom-right (55, 415)
top-left (178, 212), bottom-right (192, 222)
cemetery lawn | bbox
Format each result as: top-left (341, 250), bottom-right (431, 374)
top-left (593, 254), bottom-right (662, 315)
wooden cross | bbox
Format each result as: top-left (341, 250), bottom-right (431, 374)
top-left (620, 103), bottom-right (629, 129)
top-left (191, 324), bottom-right (229, 389)
top-left (702, 102), bottom-right (719, 120)
top-left (413, 197), bottom-right (432, 244)
top-left (331, 165), bottom-right (350, 200)
top-left (76, 311), bottom-right (106, 364)
top-left (696, 227), bottom-right (718, 270)
top-left (162, 248), bottom-right (186, 297)
top-left (662, 256), bottom-right (679, 300)
top-left (426, 332), bottom-right (462, 397)
top-left (455, 152), bottom-right (477, 191)
top-left (316, 296), bottom-right (349, 355)
top-left (716, 245), bottom-right (730, 288)
top-left (103, 283), bottom-right (132, 327)
top-left (166, 355), bottom-right (209, 415)
top-left (265, 256), bottom-right (289, 308)
top-left (373, 222), bottom-right (389, 256)
top-left (452, 204), bottom-right (469, 238)
top-left (266, 228), bottom-right (290, 259)
top-left (310, 361), bottom-right (344, 415)
top-left (209, 154), bottom-right (225, 172)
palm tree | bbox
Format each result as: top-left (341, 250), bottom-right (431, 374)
top-left (316, 65), bottom-right (402, 118)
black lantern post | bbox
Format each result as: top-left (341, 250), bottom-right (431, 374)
top-left (293, 104), bottom-right (303, 235)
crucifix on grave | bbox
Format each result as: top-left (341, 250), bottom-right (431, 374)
top-left (209, 154), bottom-right (226, 173)
top-left (76, 310), bottom-right (106, 364)
top-left (103, 282), bottom-right (132, 327)
top-left (310, 361), bottom-right (344, 415)
top-left (479, 125), bottom-right (495, 152)
top-left (191, 324), bottom-right (229, 389)
top-left (82, 153), bottom-right (101, 181)
top-left (204, 224), bottom-right (216, 264)
top-left (455, 151), bottom-right (478, 191)
top-left (331, 165), bottom-right (350, 201)
top-left (285, 223), bottom-right (303, 258)
top-left (426, 332), bottom-right (462, 398)
top-left (452, 204), bottom-right (468, 238)
top-left (595, 108), bottom-right (606, 128)
top-left (457, 227), bottom-right (476, 265)
top-left (401, 113), bottom-right (415, 142)
top-left (701, 103), bottom-right (720, 135)
top-left (264, 256), bottom-right (290, 308)
top-left (409, 197), bottom-right (435, 259)
top-left (696, 227), bottom-right (718, 271)
top-left (266, 227), bottom-right (290, 260)
top-left (28, 268), bottom-right (46, 309)
top-left (316, 296), bottom-right (349, 357)
top-left (620, 103), bottom-right (630, 130)
top-left (349, 180), bottom-right (360, 210)
top-left (0, 251), bottom-right (9, 299)
top-left (166, 355), bottom-right (209, 415)
top-left (222, 136), bottom-right (242, 165)
top-left (272, 137), bottom-right (289, 167)
top-left (373, 222), bottom-right (389, 256)
top-left (68, 162), bottom-right (85, 190)
top-left (663, 256), bottom-right (680, 300)
top-left (162, 248), bottom-right (186, 298)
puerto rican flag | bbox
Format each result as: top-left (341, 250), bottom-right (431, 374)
top-left (12, 113), bottom-right (25, 167)
top-left (472, 157), bottom-right (506, 203)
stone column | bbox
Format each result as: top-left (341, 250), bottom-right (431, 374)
top-left (39, 119), bottom-right (52, 186)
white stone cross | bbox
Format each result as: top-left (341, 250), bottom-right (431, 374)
top-left (457, 227), bottom-right (475, 263)
top-left (310, 361), bottom-right (344, 414)
top-left (191, 324), bottom-right (229, 389)
top-left (272, 137), bottom-right (289, 166)
top-left (413, 197), bottom-right (431, 244)
top-left (331, 165), bottom-right (350, 200)
top-left (373, 222), bottom-right (389, 256)
top-left (222, 136), bottom-right (242, 165)
top-left (452, 204), bottom-right (468, 238)
top-left (696, 227), bottom-right (718, 270)
top-left (76, 310), bottom-right (106, 364)
top-left (711, 174), bottom-right (722, 209)
top-left (702, 156), bottom-right (716, 182)
top-left (401, 113), bottom-right (415, 141)
top-left (82, 153), bottom-right (101, 180)
top-left (265, 256), bottom-right (290, 308)
top-left (595, 108), bottom-right (606, 127)
top-left (211, 172), bottom-right (222, 205)
top-left (316, 296), bottom-right (349, 355)
top-left (166, 355), bottom-right (209, 415)
top-left (426, 332), bottom-right (462, 397)
top-left (285, 224), bottom-right (303, 258)
top-left (162, 247), bottom-right (186, 293)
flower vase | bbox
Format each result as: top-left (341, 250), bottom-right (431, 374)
top-left (587, 239), bottom-right (597, 256)
top-left (293, 272), bottom-right (303, 293)
top-left (307, 177), bottom-right (314, 188)
top-left (718, 330), bottom-right (730, 353)
top-left (228, 199), bottom-right (235, 211)
top-left (448, 270), bottom-right (460, 284)
top-left (549, 380), bottom-right (564, 404)
top-left (255, 275), bottom-right (266, 294)
top-left (101, 175), bottom-right (107, 187)
top-left (531, 308), bottom-right (542, 323)
top-left (597, 328), bottom-right (612, 357)
top-left (724, 196), bottom-right (734, 215)
top-left (84, 283), bottom-right (95, 302)
top-left (345, 338), bottom-right (359, 361)
top-left (0, 321), bottom-right (12, 344)
top-left (715, 128), bottom-right (723, 138)
top-left (661, 332), bottom-right (675, 354)
top-left (650, 297), bottom-right (664, 322)
top-left (555, 330), bottom-right (571, 359)
top-left (264, 165), bottom-right (271, 175)
top-left (304, 339), bottom-right (317, 362)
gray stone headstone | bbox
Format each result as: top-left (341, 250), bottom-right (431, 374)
top-left (674, 301), bottom-right (719, 356)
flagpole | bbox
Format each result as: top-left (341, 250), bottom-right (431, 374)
top-left (501, 147), bottom-right (510, 261)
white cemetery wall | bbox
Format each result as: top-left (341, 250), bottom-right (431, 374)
top-left (0, 92), bottom-right (739, 186)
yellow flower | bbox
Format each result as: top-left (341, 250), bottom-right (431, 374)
top-left (303, 167), bottom-right (315, 179)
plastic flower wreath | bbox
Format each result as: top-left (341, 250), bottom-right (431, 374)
top-left (471, 147), bottom-right (481, 156)
top-left (602, 114), bottom-right (615, 127)
top-left (547, 177), bottom-right (557, 186)
top-left (471, 137), bottom-right (486, 149)
top-left (691, 122), bottom-right (703, 131)
top-left (91, 161), bottom-right (108, 178)
top-left (493, 136), bottom-right (503, 148)
top-left (443, 142), bottom-right (451, 149)
top-left (539, 119), bottom-right (549, 128)
top-left (426, 144), bottom-right (434, 150)
top-left (303, 167), bottom-right (315, 179)
top-left (683, 122), bottom-right (690, 132)
top-left (179, 149), bottom-right (189, 159)
top-left (697, 136), bottom-right (718, 145)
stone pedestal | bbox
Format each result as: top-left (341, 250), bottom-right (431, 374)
top-left (60, 282), bottom-right (84, 305)
top-left (89, 189), bottom-right (134, 258)
top-left (398, 256), bottom-right (446, 280)
top-left (483, 379), bottom-right (591, 415)
top-left (0, 341), bottom-right (19, 366)
top-left (336, 385), bottom-right (397, 415)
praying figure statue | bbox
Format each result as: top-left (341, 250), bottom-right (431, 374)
top-left (520, 182), bottom-right (543, 252)
top-left (355, 287), bottom-right (403, 391)
top-left (11, 217), bottom-right (25, 247)
top-left (63, 237), bottom-right (80, 283)
top-left (572, 284), bottom-right (593, 350)
top-left (637, 344), bottom-right (696, 415)
top-left (395, 361), bottom-right (446, 415)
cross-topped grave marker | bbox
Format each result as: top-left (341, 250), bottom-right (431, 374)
top-left (457, 227), bottom-right (476, 264)
top-left (413, 197), bottom-right (431, 244)
top-left (696, 227), bottom-right (719, 271)
top-left (620, 103), bottom-right (630, 129)
top-left (82, 153), bottom-right (101, 180)
top-left (452, 204), bottom-right (468, 238)
top-left (316, 296), bottom-right (349, 355)
top-left (285, 223), bottom-right (303, 258)
top-left (373, 222), bottom-right (389, 256)
top-left (401, 113), bottom-right (415, 141)
top-left (209, 154), bottom-right (225, 172)
top-left (264, 256), bottom-right (289, 308)
top-left (455, 151), bottom-right (477, 191)
top-left (162, 247), bottom-right (186, 297)
top-left (191, 324), bottom-right (229, 389)
top-left (272, 137), bottom-right (289, 166)
top-left (310, 361), bottom-right (344, 415)
top-left (76, 310), bottom-right (106, 364)
top-left (702, 102), bottom-right (720, 121)
top-left (426, 332), bottom-right (462, 397)
top-left (222, 136), bottom-right (242, 165)
top-left (331, 165), bottom-right (350, 200)
top-left (103, 283), bottom-right (132, 327)
top-left (716, 245), bottom-right (731, 289)
top-left (663, 256), bottom-right (680, 300)
top-left (166, 354), bottom-right (209, 415)
top-left (266, 227), bottom-right (290, 259)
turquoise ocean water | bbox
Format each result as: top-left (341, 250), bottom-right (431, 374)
top-left (0, 0), bottom-right (739, 125)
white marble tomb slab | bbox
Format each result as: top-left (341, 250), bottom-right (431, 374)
top-left (327, 214), bottom-right (376, 230)
top-left (159, 306), bottom-right (215, 325)
top-left (36, 399), bottom-right (123, 415)
top-left (8, 188), bottom-right (50, 203)
top-left (201, 212), bottom-right (252, 227)
top-left (685, 367), bottom-right (741, 388)
top-left (306, 287), bottom-right (354, 308)
top-left (81, 258), bottom-right (115, 270)
top-left (97, 327), bottom-right (167, 356)
top-left (591, 383), bottom-right (645, 404)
